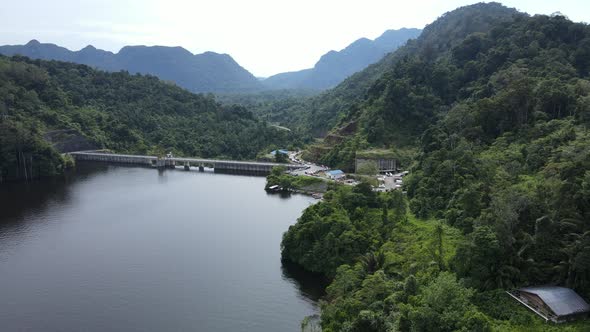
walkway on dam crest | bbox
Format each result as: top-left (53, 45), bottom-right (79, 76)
top-left (69, 151), bottom-right (304, 173)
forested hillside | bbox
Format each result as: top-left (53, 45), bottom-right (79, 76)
top-left (0, 56), bottom-right (298, 182)
top-left (281, 2), bottom-right (590, 331)
top-left (0, 41), bottom-right (263, 93)
top-left (316, 2), bottom-right (520, 139)
top-left (253, 3), bottom-right (519, 138)
top-left (216, 89), bottom-right (319, 130)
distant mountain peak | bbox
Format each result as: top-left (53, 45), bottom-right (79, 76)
top-left (350, 37), bottom-right (372, 45)
top-left (262, 27), bottom-right (422, 90)
top-left (376, 28), bottom-right (420, 39)
top-left (0, 41), bottom-right (262, 93)
top-left (295, 1), bottom-right (522, 136)
top-left (202, 51), bottom-right (223, 56)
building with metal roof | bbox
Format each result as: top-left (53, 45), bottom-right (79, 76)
top-left (326, 169), bottom-right (345, 180)
top-left (270, 149), bottom-right (289, 156)
top-left (507, 286), bottom-right (590, 323)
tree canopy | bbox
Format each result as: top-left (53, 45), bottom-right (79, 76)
top-left (280, 3), bottom-right (590, 331)
top-left (0, 55), bottom-right (301, 181)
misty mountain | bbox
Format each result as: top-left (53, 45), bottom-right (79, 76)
top-left (262, 28), bottom-right (421, 90)
top-left (0, 40), bottom-right (263, 93)
top-left (300, 3), bottom-right (520, 136)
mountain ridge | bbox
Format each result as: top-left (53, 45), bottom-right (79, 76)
top-left (0, 40), bottom-right (262, 93)
top-left (281, 3), bottom-right (590, 331)
top-left (300, 2), bottom-right (522, 137)
top-left (0, 54), bottom-right (299, 181)
top-left (262, 28), bottom-right (422, 90)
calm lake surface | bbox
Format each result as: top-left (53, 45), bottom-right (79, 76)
top-left (0, 163), bottom-right (325, 332)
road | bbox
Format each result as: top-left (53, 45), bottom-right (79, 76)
top-left (287, 151), bottom-right (328, 176)
top-left (285, 151), bottom-right (407, 191)
top-left (380, 172), bottom-right (407, 191)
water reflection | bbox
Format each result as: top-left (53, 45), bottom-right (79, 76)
top-left (157, 168), bottom-right (167, 183)
top-left (0, 163), bottom-right (112, 247)
top-left (266, 190), bottom-right (295, 199)
top-left (282, 259), bottom-right (329, 302)
top-left (0, 173), bottom-right (74, 227)
top-left (0, 163), bottom-right (324, 332)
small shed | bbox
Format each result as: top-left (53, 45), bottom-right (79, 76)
top-left (507, 286), bottom-right (590, 323)
top-left (270, 149), bottom-right (289, 156)
top-left (326, 170), bottom-right (345, 180)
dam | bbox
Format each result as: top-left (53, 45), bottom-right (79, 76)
top-left (69, 151), bottom-right (303, 174)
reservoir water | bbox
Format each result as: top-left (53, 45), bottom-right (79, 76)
top-left (0, 163), bottom-right (324, 331)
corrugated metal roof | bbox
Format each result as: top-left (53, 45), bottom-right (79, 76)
top-left (327, 170), bottom-right (344, 175)
top-left (270, 149), bottom-right (288, 155)
top-left (519, 286), bottom-right (590, 316)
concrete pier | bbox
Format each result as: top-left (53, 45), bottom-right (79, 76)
top-left (69, 151), bottom-right (303, 174)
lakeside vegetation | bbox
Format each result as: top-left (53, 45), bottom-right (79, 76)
top-left (279, 3), bottom-right (590, 331)
top-left (3, 1), bottom-right (590, 330)
top-left (0, 55), bottom-right (302, 181)
top-left (281, 183), bottom-right (590, 331)
top-left (265, 166), bottom-right (328, 193)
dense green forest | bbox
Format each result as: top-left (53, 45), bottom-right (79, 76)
top-left (0, 56), bottom-right (299, 182)
top-left (216, 89), bottom-right (318, 130)
top-left (240, 3), bottom-right (519, 138)
top-left (280, 3), bottom-right (590, 331)
top-left (309, 2), bottom-right (524, 170)
top-left (3, 0), bottom-right (590, 330)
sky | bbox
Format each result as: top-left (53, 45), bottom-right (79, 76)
top-left (1, 0), bottom-right (589, 77)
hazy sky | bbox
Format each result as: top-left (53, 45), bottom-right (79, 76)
top-left (1, 1), bottom-right (588, 77)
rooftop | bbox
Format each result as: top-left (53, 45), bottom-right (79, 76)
top-left (270, 149), bottom-right (288, 155)
top-left (327, 170), bottom-right (344, 175)
top-left (519, 286), bottom-right (590, 317)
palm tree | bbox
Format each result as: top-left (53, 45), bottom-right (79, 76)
top-left (433, 222), bottom-right (445, 270)
top-left (359, 250), bottom-right (387, 274)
